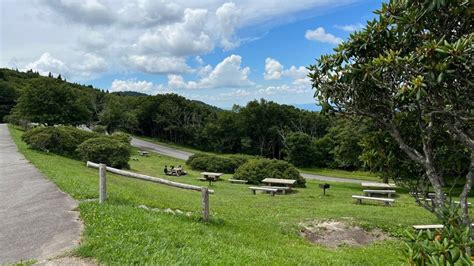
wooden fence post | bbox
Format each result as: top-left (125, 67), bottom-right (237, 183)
top-left (201, 187), bottom-right (209, 222)
top-left (99, 163), bottom-right (107, 203)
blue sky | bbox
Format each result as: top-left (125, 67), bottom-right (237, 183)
top-left (1, 0), bottom-right (383, 108)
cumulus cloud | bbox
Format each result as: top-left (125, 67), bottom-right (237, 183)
top-left (127, 55), bottom-right (191, 74)
top-left (110, 79), bottom-right (154, 93)
top-left (117, 0), bottom-right (182, 28)
top-left (215, 2), bottom-right (241, 50)
top-left (305, 27), bottom-right (342, 45)
top-left (24, 52), bottom-right (69, 77)
top-left (263, 58), bottom-right (310, 86)
top-left (42, 0), bottom-right (114, 25)
top-left (168, 54), bottom-right (253, 89)
top-left (136, 8), bottom-right (213, 57)
top-left (264, 58), bottom-right (283, 80)
top-left (22, 52), bottom-right (107, 80)
top-left (335, 23), bottom-right (364, 32)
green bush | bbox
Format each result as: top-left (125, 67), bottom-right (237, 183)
top-left (403, 205), bottom-right (474, 265)
top-left (22, 126), bottom-right (96, 155)
top-left (186, 153), bottom-right (257, 173)
top-left (92, 125), bottom-right (107, 134)
top-left (186, 153), bottom-right (238, 173)
top-left (233, 159), bottom-right (305, 187)
top-left (76, 136), bottom-right (131, 169)
top-left (111, 132), bottom-right (132, 144)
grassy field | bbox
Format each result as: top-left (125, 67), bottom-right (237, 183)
top-left (135, 135), bottom-right (380, 182)
top-left (9, 126), bottom-right (441, 264)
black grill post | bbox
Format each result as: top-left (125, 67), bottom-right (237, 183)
top-left (319, 183), bottom-right (330, 195)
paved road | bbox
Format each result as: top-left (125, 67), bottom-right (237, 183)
top-left (131, 137), bottom-right (194, 161)
top-left (0, 124), bottom-right (81, 264)
top-left (130, 137), bottom-right (366, 184)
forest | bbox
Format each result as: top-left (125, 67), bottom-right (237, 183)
top-left (0, 68), bottom-right (469, 182)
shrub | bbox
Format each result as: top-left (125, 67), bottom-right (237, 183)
top-left (233, 159), bottom-right (305, 187)
top-left (22, 126), bottom-right (96, 155)
top-left (111, 132), bottom-right (132, 145)
top-left (403, 205), bottom-right (474, 265)
top-left (186, 153), bottom-right (258, 173)
top-left (186, 153), bottom-right (238, 173)
top-left (76, 136), bottom-right (131, 169)
top-left (92, 125), bottom-right (107, 134)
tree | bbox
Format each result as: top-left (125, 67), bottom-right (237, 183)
top-left (309, 0), bottom-right (473, 223)
top-left (283, 132), bottom-right (317, 167)
top-left (14, 79), bottom-right (91, 126)
top-left (99, 96), bottom-right (138, 133)
top-left (0, 82), bottom-right (17, 122)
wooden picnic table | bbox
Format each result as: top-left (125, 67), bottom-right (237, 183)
top-left (262, 178), bottom-right (296, 187)
top-left (170, 168), bottom-right (184, 176)
top-left (361, 182), bottom-right (396, 189)
top-left (138, 151), bottom-right (149, 156)
top-left (200, 172), bottom-right (224, 185)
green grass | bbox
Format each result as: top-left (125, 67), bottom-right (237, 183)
top-left (299, 168), bottom-right (382, 182)
top-left (9, 126), bottom-right (441, 264)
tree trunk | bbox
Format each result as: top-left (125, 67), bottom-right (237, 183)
top-left (459, 154), bottom-right (474, 226)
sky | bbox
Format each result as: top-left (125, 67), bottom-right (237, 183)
top-left (0, 0), bottom-right (383, 109)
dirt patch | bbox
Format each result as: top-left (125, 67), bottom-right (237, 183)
top-left (299, 220), bottom-right (390, 248)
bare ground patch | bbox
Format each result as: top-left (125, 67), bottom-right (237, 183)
top-left (299, 220), bottom-right (391, 248)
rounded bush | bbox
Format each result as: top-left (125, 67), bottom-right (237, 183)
top-left (186, 153), bottom-right (238, 173)
top-left (233, 159), bottom-right (305, 187)
top-left (111, 132), bottom-right (132, 144)
top-left (92, 125), bottom-right (107, 134)
top-left (22, 126), bottom-right (96, 155)
top-left (76, 136), bottom-right (131, 169)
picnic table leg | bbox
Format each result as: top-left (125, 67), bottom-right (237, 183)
top-left (251, 189), bottom-right (256, 195)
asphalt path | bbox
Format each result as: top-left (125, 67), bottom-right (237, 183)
top-left (130, 137), bottom-right (366, 184)
top-left (0, 124), bottom-right (81, 264)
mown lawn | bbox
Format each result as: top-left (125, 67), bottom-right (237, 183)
top-left (9, 126), bottom-right (440, 264)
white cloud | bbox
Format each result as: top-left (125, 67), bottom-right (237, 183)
top-left (42, 0), bottom-right (114, 25)
top-left (215, 2), bottom-right (241, 50)
top-left (127, 55), bottom-right (191, 74)
top-left (136, 8), bottom-right (214, 57)
top-left (263, 58), bottom-right (310, 86)
top-left (168, 54), bottom-right (253, 89)
top-left (305, 27), bottom-right (342, 45)
top-left (117, 0), bottom-right (182, 28)
top-left (75, 53), bottom-right (107, 76)
top-left (110, 79), bottom-right (154, 93)
top-left (257, 84), bottom-right (310, 95)
top-left (24, 52), bottom-right (69, 77)
top-left (264, 58), bottom-right (283, 80)
top-left (335, 23), bottom-right (364, 32)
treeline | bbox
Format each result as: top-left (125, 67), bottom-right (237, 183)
top-left (0, 68), bottom-right (469, 180)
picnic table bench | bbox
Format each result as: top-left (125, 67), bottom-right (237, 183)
top-left (421, 198), bottom-right (471, 206)
top-left (262, 178), bottom-right (296, 187)
top-left (361, 182), bottom-right (396, 189)
top-left (199, 172), bottom-right (224, 185)
top-left (261, 186), bottom-right (291, 194)
top-left (352, 195), bottom-right (395, 206)
top-left (228, 179), bottom-right (248, 184)
top-left (138, 151), bottom-right (149, 156)
top-left (249, 186), bottom-right (278, 196)
top-left (413, 224), bottom-right (444, 230)
top-left (363, 189), bottom-right (396, 198)
top-left (414, 223), bottom-right (474, 230)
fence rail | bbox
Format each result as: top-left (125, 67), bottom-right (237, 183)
top-left (86, 161), bottom-right (213, 221)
